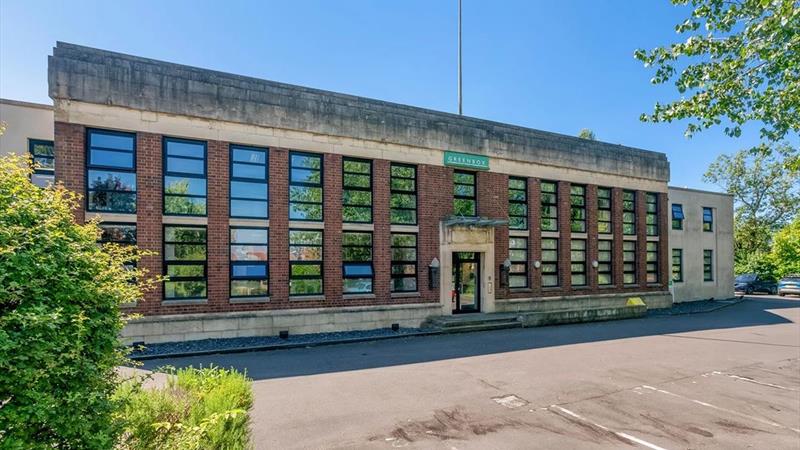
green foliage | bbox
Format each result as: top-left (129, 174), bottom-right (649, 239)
top-left (577, 128), bottom-right (596, 140)
top-left (115, 366), bottom-right (253, 450)
top-left (0, 154), bottom-right (154, 449)
top-left (771, 217), bottom-right (800, 277)
top-left (635, 0), bottom-right (799, 146)
top-left (734, 250), bottom-right (778, 279)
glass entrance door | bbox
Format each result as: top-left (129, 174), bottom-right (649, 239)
top-left (451, 252), bottom-right (480, 313)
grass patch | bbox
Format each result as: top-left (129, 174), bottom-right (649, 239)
top-left (115, 366), bottom-right (253, 450)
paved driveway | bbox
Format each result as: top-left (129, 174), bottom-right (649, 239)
top-left (142, 296), bottom-right (800, 449)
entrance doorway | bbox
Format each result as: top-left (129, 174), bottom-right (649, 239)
top-left (452, 252), bottom-right (480, 313)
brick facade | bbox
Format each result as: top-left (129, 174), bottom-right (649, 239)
top-left (54, 121), bottom-right (669, 317)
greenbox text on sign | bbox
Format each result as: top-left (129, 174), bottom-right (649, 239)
top-left (443, 151), bottom-right (490, 171)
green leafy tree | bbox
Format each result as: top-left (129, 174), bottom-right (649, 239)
top-left (635, 0), bottom-right (799, 162)
top-left (703, 144), bottom-right (799, 263)
top-left (771, 217), bottom-right (800, 277)
top-left (577, 128), bottom-right (596, 140)
top-left (0, 154), bottom-right (154, 449)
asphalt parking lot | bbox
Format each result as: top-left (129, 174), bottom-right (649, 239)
top-left (142, 296), bottom-right (800, 449)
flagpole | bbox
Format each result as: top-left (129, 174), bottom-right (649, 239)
top-left (458, 0), bottom-right (462, 115)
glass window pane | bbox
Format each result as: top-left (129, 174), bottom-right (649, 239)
top-left (230, 228), bottom-right (268, 243)
top-left (232, 148), bottom-right (267, 164)
top-left (232, 163), bottom-right (266, 179)
top-left (164, 196), bottom-right (207, 215)
top-left (164, 281), bottom-right (207, 299)
top-left (230, 199), bottom-right (268, 218)
top-left (231, 279), bottom-right (268, 297)
top-left (167, 156), bottom-right (204, 175)
top-left (88, 192), bottom-right (136, 213)
top-left (232, 264), bottom-right (267, 277)
top-left (231, 245), bottom-right (269, 261)
top-left (290, 279), bottom-right (322, 295)
top-left (290, 154), bottom-right (321, 169)
top-left (166, 141), bottom-right (204, 158)
top-left (164, 176), bottom-right (206, 196)
top-left (231, 181), bottom-right (268, 200)
top-left (89, 149), bottom-right (134, 169)
top-left (90, 132), bottom-right (134, 151)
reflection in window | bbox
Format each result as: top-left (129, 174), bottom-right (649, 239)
top-left (672, 204), bottom-right (684, 230)
top-left (646, 241), bottom-right (658, 283)
top-left (289, 152), bottom-right (323, 221)
top-left (646, 193), bottom-right (658, 236)
top-left (541, 181), bottom-right (558, 231)
top-left (164, 225), bottom-right (207, 300)
top-left (623, 240), bottom-right (636, 284)
top-left (508, 177), bottom-right (528, 230)
top-left (541, 238), bottom-right (558, 287)
top-left (230, 145), bottom-right (268, 219)
top-left (391, 233), bottom-right (417, 292)
top-left (597, 187), bottom-right (612, 233)
top-left (342, 232), bottom-right (373, 293)
top-left (342, 158), bottom-right (372, 223)
top-left (598, 240), bottom-right (613, 285)
top-left (453, 171), bottom-right (476, 216)
top-left (509, 237), bottom-right (528, 288)
top-left (672, 249), bottom-right (683, 282)
top-left (390, 164), bottom-right (417, 225)
top-left (570, 239), bottom-right (586, 286)
top-left (289, 229), bottom-right (323, 295)
top-left (622, 190), bottom-right (636, 235)
top-left (164, 138), bottom-right (206, 216)
top-left (703, 207), bottom-right (713, 232)
top-left (703, 249), bottom-right (713, 281)
top-left (29, 139), bottom-right (54, 187)
top-left (230, 227), bottom-right (269, 298)
top-left (570, 185), bottom-right (586, 232)
top-left (87, 129), bottom-right (136, 213)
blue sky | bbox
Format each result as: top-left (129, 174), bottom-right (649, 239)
top-left (0, 0), bottom-right (766, 190)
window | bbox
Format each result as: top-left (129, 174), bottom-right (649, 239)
top-left (672, 249), bottom-right (683, 282)
top-left (289, 152), bottom-right (323, 221)
top-left (390, 164), bottom-right (417, 225)
top-left (87, 129), bottom-right (136, 213)
top-left (541, 181), bottom-right (558, 231)
top-left (623, 240), bottom-right (636, 284)
top-left (646, 193), bottom-right (658, 236)
top-left (703, 207), bottom-right (713, 232)
top-left (703, 250), bottom-right (713, 281)
top-left (98, 223), bottom-right (137, 245)
top-left (164, 138), bottom-right (206, 216)
top-left (622, 190), bottom-right (636, 235)
top-left (230, 145), bottom-right (268, 218)
top-left (29, 139), bottom-right (54, 187)
top-left (453, 171), bottom-right (476, 216)
top-left (163, 225), bottom-right (207, 300)
top-left (571, 239), bottom-right (587, 287)
top-left (230, 227), bottom-right (269, 298)
top-left (508, 237), bottom-right (528, 288)
top-left (342, 158), bottom-right (372, 223)
top-left (672, 204), bottom-right (684, 230)
top-left (541, 238), bottom-right (558, 287)
top-left (570, 185), bottom-right (586, 233)
top-left (342, 232), bottom-right (373, 293)
top-left (289, 229), bottom-right (323, 295)
top-left (391, 233), bottom-right (417, 292)
top-left (598, 240), bottom-right (613, 285)
top-left (508, 177), bottom-right (528, 230)
top-left (646, 242), bottom-right (658, 283)
top-left (597, 187), bottom-right (612, 234)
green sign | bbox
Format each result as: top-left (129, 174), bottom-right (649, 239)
top-left (443, 151), bottom-right (490, 170)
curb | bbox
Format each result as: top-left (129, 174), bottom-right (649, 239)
top-left (129, 330), bottom-right (442, 361)
top-left (653, 297), bottom-right (745, 316)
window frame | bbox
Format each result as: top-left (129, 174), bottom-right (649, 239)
top-left (29, 138), bottom-right (54, 175)
top-left (541, 181), bottom-right (558, 232)
top-left (646, 193), bottom-right (658, 236)
top-left (86, 128), bottom-right (137, 214)
top-left (646, 241), bottom-right (658, 283)
top-left (390, 232), bottom-right (418, 293)
top-left (163, 224), bottom-right (208, 301)
top-left (597, 187), bottom-right (613, 234)
top-left (453, 170), bottom-right (477, 217)
top-left (508, 236), bottom-right (528, 288)
top-left (289, 229), bottom-right (324, 296)
top-left (229, 144), bottom-right (269, 219)
top-left (390, 163), bottom-right (418, 225)
top-left (229, 226), bottom-right (269, 298)
top-left (598, 239), bottom-right (613, 285)
top-left (570, 239), bottom-right (587, 287)
top-left (672, 204), bottom-right (684, 230)
top-left (672, 248), bottom-right (683, 282)
top-left (570, 185), bottom-right (586, 233)
top-left (288, 151), bottom-right (324, 222)
top-left (702, 207), bottom-right (713, 232)
top-left (342, 231), bottom-right (374, 294)
top-left (622, 190), bottom-right (636, 235)
top-left (541, 238), bottom-right (559, 287)
top-left (342, 157), bottom-right (373, 224)
top-left (623, 240), bottom-right (637, 285)
top-left (703, 249), bottom-right (714, 281)
top-left (163, 136), bottom-right (208, 217)
top-left (508, 177), bottom-right (528, 230)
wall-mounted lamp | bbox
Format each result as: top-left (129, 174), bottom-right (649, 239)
top-left (499, 258), bottom-right (512, 288)
top-left (533, 260), bottom-right (541, 269)
top-left (592, 260), bottom-right (599, 269)
top-left (428, 258), bottom-right (440, 290)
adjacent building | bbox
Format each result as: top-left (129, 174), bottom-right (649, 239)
top-left (0, 98), bottom-right (55, 186)
top-left (2, 42), bottom-right (733, 343)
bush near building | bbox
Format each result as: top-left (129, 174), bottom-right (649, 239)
top-left (0, 154), bottom-right (153, 449)
top-left (115, 366), bottom-right (253, 450)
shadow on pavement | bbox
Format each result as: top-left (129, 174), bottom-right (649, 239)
top-left (139, 296), bottom-right (799, 381)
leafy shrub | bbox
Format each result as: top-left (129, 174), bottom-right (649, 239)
top-left (115, 366), bottom-right (253, 450)
top-left (0, 154), bottom-right (153, 449)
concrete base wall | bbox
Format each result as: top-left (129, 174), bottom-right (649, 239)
top-left (495, 291), bottom-right (672, 313)
top-left (122, 303), bottom-right (440, 344)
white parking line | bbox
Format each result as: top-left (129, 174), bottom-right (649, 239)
top-left (549, 405), bottom-right (671, 450)
top-left (640, 385), bottom-right (800, 434)
top-left (710, 371), bottom-right (799, 391)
